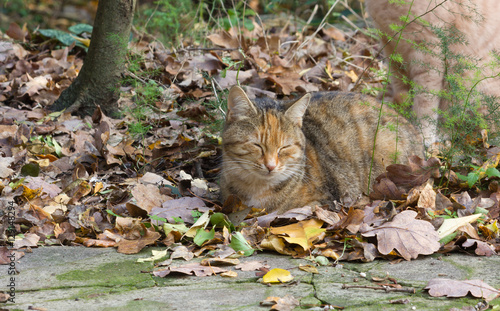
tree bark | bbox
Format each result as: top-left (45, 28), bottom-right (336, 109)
top-left (50, 0), bottom-right (136, 117)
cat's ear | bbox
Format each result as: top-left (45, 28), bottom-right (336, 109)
top-left (285, 93), bottom-right (310, 127)
top-left (227, 86), bottom-right (258, 122)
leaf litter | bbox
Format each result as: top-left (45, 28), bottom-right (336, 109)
top-left (1, 3), bottom-right (500, 305)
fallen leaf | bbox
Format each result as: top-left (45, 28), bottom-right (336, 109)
top-left (298, 264), bottom-right (319, 274)
top-left (200, 258), bottom-right (240, 266)
top-left (230, 231), bottom-right (255, 256)
top-left (153, 262), bottom-right (228, 277)
top-left (0, 247), bottom-right (24, 264)
top-left (417, 182), bottom-right (436, 210)
top-left (13, 233), bottom-right (40, 249)
top-left (261, 295), bottom-right (300, 311)
top-left (269, 219), bottom-right (325, 251)
top-left (131, 183), bottom-right (169, 214)
top-left (137, 249), bottom-right (169, 263)
top-left (235, 261), bottom-right (270, 272)
top-left (425, 279), bottom-right (500, 301)
top-left (360, 210), bottom-right (440, 260)
top-left (437, 214), bottom-right (482, 239)
top-left (221, 271), bottom-right (238, 278)
top-left (262, 268), bottom-right (294, 284)
top-left (457, 239), bottom-right (497, 257)
top-left (171, 245), bottom-right (194, 261)
top-left (116, 228), bottom-right (161, 254)
top-left (0, 157), bottom-right (15, 178)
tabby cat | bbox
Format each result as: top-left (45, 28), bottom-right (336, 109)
top-left (365, 0), bottom-right (500, 145)
top-left (220, 86), bottom-right (424, 214)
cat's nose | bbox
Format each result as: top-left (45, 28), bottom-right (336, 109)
top-left (266, 163), bottom-right (276, 172)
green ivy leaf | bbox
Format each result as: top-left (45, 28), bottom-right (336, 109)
top-left (210, 212), bottom-right (234, 231)
top-left (68, 23), bottom-right (93, 35)
top-left (486, 167), bottom-right (500, 178)
top-left (193, 228), bottom-right (215, 246)
top-left (467, 172), bottom-right (479, 187)
top-left (38, 29), bottom-right (76, 46)
top-left (243, 19), bottom-right (254, 31)
top-left (230, 232), bottom-right (254, 256)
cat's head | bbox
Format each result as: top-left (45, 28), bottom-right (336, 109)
top-left (222, 86), bottom-right (310, 184)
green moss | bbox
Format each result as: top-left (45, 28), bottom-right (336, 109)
top-left (56, 259), bottom-right (155, 288)
top-left (102, 299), bottom-right (172, 311)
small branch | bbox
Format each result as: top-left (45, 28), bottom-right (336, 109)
top-left (187, 188), bottom-right (221, 210)
top-left (176, 47), bottom-right (240, 53)
top-left (342, 284), bottom-right (416, 294)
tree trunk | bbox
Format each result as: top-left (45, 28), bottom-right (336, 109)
top-left (50, 0), bottom-right (136, 117)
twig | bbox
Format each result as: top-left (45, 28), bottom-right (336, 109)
top-left (177, 47), bottom-right (240, 52)
top-left (342, 284), bottom-right (416, 294)
top-left (297, 0), bottom-right (341, 51)
top-left (187, 188), bottom-right (221, 210)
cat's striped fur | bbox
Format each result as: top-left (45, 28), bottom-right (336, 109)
top-left (220, 86), bottom-right (424, 213)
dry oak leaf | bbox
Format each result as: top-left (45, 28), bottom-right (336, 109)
top-left (425, 279), bottom-right (500, 301)
top-left (360, 210), bottom-right (440, 260)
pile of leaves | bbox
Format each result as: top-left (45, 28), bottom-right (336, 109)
top-left (0, 8), bottom-right (499, 274)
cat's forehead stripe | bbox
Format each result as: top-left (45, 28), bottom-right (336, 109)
top-left (262, 112), bottom-right (283, 145)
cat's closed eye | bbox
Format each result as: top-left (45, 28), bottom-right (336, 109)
top-left (252, 143), bottom-right (263, 154)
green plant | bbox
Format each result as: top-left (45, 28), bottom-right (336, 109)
top-left (134, 0), bottom-right (209, 47)
top-left (428, 208), bottom-right (458, 220)
top-left (456, 165), bottom-right (500, 188)
top-left (366, 0), bottom-right (500, 193)
top-left (122, 53), bottom-right (164, 139)
top-left (201, 87), bottom-right (228, 136)
top-left (220, 5), bottom-right (256, 31)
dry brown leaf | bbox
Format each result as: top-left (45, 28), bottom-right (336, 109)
top-left (116, 228), bottom-right (161, 254)
top-left (150, 197), bottom-right (209, 225)
top-left (13, 233), bottom-right (40, 249)
top-left (153, 262), bottom-right (228, 277)
top-left (170, 245), bottom-right (194, 261)
top-left (235, 260), bottom-right (270, 271)
top-left (131, 183), bottom-right (169, 214)
top-left (370, 177), bottom-right (405, 200)
top-left (261, 295), bottom-right (300, 311)
top-left (0, 157), bottom-right (15, 178)
top-left (417, 182), bottom-right (436, 210)
top-left (380, 156), bottom-right (441, 190)
top-left (337, 206), bottom-right (365, 234)
top-left (207, 31), bottom-right (240, 49)
top-left (458, 239), bottom-right (497, 256)
top-left (425, 279), bottom-right (500, 301)
top-left (0, 247), bottom-right (24, 264)
top-left (115, 217), bottom-right (143, 240)
top-left (200, 258), bottom-right (240, 266)
top-left (6, 22), bottom-right (26, 41)
top-left (360, 210), bottom-right (440, 260)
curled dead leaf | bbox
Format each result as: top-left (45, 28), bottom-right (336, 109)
top-left (425, 279), bottom-right (500, 301)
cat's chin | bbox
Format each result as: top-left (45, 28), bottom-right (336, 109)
top-left (253, 169), bottom-right (289, 184)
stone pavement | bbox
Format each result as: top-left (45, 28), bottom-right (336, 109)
top-left (1, 246), bottom-right (499, 310)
